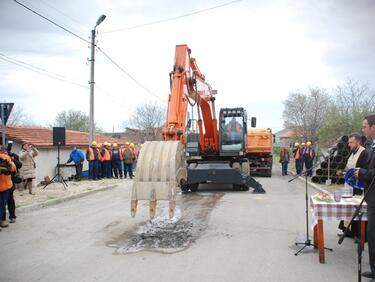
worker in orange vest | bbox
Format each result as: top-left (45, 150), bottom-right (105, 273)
top-left (101, 142), bottom-right (112, 178)
top-left (0, 145), bottom-right (17, 229)
top-left (303, 141), bottom-right (315, 177)
top-left (97, 143), bottom-right (103, 180)
top-left (85, 141), bottom-right (100, 180)
top-left (292, 142), bottom-right (302, 175)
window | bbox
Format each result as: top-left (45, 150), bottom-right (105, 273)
top-left (221, 116), bottom-right (243, 151)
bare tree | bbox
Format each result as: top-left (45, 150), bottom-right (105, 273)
top-left (282, 88), bottom-right (330, 142)
top-left (7, 104), bottom-right (34, 126)
top-left (305, 88), bottom-right (331, 142)
top-left (319, 79), bottom-right (375, 144)
top-left (123, 102), bottom-right (166, 141)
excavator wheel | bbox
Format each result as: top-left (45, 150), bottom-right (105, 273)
top-left (131, 141), bottom-right (186, 219)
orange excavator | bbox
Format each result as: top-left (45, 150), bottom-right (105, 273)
top-left (131, 44), bottom-right (265, 219)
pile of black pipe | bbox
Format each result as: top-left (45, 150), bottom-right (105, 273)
top-left (311, 135), bottom-right (367, 184)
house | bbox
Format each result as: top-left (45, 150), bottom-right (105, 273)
top-left (104, 127), bottom-right (162, 144)
top-left (0, 126), bottom-right (123, 184)
top-left (274, 128), bottom-right (306, 148)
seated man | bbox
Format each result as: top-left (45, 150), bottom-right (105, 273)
top-left (226, 117), bottom-right (243, 142)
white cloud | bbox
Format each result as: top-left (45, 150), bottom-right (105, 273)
top-left (1, 0), bottom-right (374, 133)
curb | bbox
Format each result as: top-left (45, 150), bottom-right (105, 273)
top-left (17, 184), bottom-right (118, 213)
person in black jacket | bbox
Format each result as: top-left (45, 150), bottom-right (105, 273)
top-left (2, 141), bottom-right (22, 224)
top-left (354, 114), bottom-right (375, 279)
top-left (338, 133), bottom-right (368, 237)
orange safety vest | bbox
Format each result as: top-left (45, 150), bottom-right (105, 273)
top-left (293, 147), bottom-right (300, 160)
top-left (88, 147), bottom-right (96, 161)
top-left (0, 152), bottom-right (16, 192)
top-left (227, 122), bottom-right (241, 133)
top-left (102, 148), bottom-right (111, 161)
top-left (303, 147), bottom-right (314, 158)
top-left (119, 148), bottom-right (124, 160)
top-left (98, 150), bottom-right (104, 162)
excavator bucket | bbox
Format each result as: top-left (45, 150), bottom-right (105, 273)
top-left (131, 141), bottom-right (186, 219)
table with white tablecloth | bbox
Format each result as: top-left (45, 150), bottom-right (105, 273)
top-left (310, 195), bottom-right (367, 263)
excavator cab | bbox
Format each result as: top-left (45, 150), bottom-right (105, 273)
top-left (219, 108), bottom-right (247, 157)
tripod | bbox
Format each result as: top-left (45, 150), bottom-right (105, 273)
top-left (43, 143), bottom-right (68, 190)
top-left (289, 165), bottom-right (333, 255)
top-left (338, 175), bottom-right (375, 282)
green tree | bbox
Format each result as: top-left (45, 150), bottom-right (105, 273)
top-left (52, 110), bottom-right (102, 132)
top-left (318, 79), bottom-right (375, 145)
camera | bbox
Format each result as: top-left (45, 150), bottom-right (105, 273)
top-left (0, 157), bottom-right (12, 175)
top-left (12, 174), bottom-right (22, 184)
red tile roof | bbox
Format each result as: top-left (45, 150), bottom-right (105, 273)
top-left (1, 126), bottom-right (126, 148)
top-left (280, 128), bottom-right (305, 139)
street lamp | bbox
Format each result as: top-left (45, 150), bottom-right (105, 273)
top-left (89, 14), bottom-right (106, 144)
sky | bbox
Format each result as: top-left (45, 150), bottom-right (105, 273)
top-left (0, 0), bottom-right (374, 133)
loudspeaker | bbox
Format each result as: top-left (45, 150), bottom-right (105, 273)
top-left (53, 127), bottom-right (66, 146)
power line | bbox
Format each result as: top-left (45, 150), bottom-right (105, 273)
top-left (36, 0), bottom-right (86, 27)
top-left (21, 0), bottom-right (85, 38)
top-left (0, 55), bottom-right (88, 89)
top-left (95, 85), bottom-right (135, 111)
top-left (13, 0), bottom-right (90, 45)
top-left (0, 52), bottom-right (142, 112)
top-left (0, 52), bottom-right (83, 83)
top-left (13, 0), bottom-right (166, 103)
top-left (97, 47), bottom-right (167, 103)
top-left (102, 0), bottom-right (242, 34)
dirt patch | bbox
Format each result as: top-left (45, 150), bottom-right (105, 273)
top-left (15, 178), bottom-right (124, 208)
top-left (107, 192), bottom-right (224, 254)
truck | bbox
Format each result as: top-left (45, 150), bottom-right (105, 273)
top-left (246, 128), bottom-right (273, 177)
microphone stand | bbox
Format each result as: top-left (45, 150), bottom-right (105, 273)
top-left (338, 175), bottom-right (375, 282)
top-left (289, 163), bottom-right (333, 255)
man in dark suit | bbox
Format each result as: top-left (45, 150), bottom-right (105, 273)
top-left (355, 114), bottom-right (375, 279)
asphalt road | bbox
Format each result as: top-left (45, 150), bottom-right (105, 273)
top-left (0, 170), bottom-right (369, 282)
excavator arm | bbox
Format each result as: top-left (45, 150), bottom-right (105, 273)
top-left (163, 44), bottom-right (219, 153)
top-left (131, 45), bottom-right (219, 219)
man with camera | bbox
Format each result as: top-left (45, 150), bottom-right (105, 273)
top-left (0, 145), bottom-right (16, 229)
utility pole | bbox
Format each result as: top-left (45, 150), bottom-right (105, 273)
top-left (1, 104), bottom-right (5, 146)
top-left (89, 28), bottom-right (96, 144)
top-left (89, 14), bottom-right (106, 144)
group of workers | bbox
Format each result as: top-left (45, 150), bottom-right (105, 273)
top-left (85, 141), bottom-right (137, 181)
top-left (292, 141), bottom-right (316, 176)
